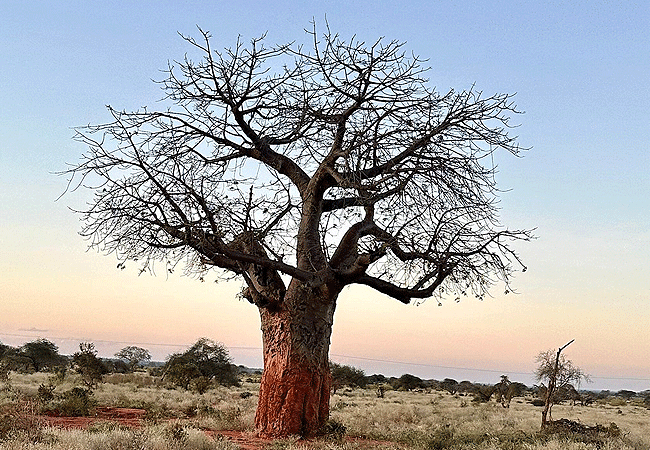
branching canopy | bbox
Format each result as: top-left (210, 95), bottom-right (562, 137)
top-left (64, 25), bottom-right (532, 307)
top-left (535, 349), bottom-right (590, 390)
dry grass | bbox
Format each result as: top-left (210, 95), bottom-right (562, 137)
top-left (328, 389), bottom-right (649, 449)
top-left (0, 424), bottom-right (239, 450)
top-left (1, 372), bottom-right (649, 449)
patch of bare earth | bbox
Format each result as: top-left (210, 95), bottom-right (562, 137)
top-left (39, 409), bottom-right (398, 449)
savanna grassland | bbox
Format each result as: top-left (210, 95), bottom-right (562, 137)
top-left (1, 371), bottom-right (649, 450)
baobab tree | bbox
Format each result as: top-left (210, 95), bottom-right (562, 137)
top-left (64, 25), bottom-right (532, 437)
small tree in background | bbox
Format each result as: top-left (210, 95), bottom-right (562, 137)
top-left (0, 342), bottom-right (9, 360)
top-left (163, 338), bottom-right (239, 392)
top-left (535, 340), bottom-right (589, 428)
top-left (440, 378), bottom-right (459, 394)
top-left (20, 339), bottom-right (66, 372)
top-left (0, 347), bottom-right (32, 373)
top-left (392, 374), bottom-right (425, 391)
top-left (72, 342), bottom-right (108, 388)
top-left (115, 346), bottom-right (152, 372)
top-left (0, 343), bottom-right (12, 381)
top-left (330, 362), bottom-right (367, 394)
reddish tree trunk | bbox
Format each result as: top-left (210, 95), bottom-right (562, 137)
top-left (255, 281), bottom-right (336, 438)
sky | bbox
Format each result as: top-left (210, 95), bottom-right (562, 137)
top-left (1, 1), bottom-right (649, 392)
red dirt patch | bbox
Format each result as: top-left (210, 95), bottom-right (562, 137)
top-left (40, 409), bottom-right (399, 449)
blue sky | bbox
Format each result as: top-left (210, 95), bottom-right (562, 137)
top-left (1, 1), bottom-right (649, 391)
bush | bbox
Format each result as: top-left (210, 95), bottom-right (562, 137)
top-left (51, 387), bottom-right (97, 417)
top-left (72, 342), bottom-right (108, 388)
top-left (644, 393), bottom-right (650, 409)
top-left (0, 360), bottom-right (9, 383)
top-left (163, 338), bottom-right (239, 391)
top-left (330, 362), bottom-right (367, 393)
top-left (608, 397), bottom-right (627, 407)
top-left (392, 373), bottom-right (424, 391)
top-left (319, 419), bottom-right (346, 441)
top-left (0, 400), bottom-right (44, 442)
top-left (37, 383), bottom-right (56, 402)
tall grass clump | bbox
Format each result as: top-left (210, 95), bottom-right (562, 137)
top-left (0, 400), bottom-right (45, 444)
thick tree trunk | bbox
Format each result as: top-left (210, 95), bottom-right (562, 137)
top-left (255, 280), bottom-right (337, 438)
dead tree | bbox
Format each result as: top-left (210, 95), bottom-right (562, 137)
top-left (536, 340), bottom-right (589, 428)
top-left (63, 24), bottom-right (531, 438)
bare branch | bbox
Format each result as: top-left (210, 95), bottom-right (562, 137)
top-left (63, 24), bottom-right (531, 309)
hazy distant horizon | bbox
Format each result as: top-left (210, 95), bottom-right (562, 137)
top-left (2, 330), bottom-right (647, 392)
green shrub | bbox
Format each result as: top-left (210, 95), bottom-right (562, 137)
top-left (37, 383), bottom-right (56, 402)
top-left (530, 398), bottom-right (546, 406)
top-left (51, 387), bottom-right (97, 417)
top-left (608, 397), bottom-right (627, 407)
top-left (163, 338), bottom-right (239, 391)
top-left (72, 342), bottom-right (108, 388)
top-left (0, 360), bottom-right (10, 383)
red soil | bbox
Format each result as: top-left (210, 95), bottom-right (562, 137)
top-left (39, 408), bottom-right (399, 449)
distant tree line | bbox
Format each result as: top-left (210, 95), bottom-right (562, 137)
top-left (328, 361), bottom-right (650, 410)
top-left (0, 337), bottom-right (238, 393)
top-left (3, 339), bottom-right (649, 411)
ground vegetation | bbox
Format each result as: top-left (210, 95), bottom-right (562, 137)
top-left (1, 370), bottom-right (648, 449)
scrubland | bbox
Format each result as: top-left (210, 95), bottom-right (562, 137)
top-left (1, 371), bottom-right (649, 449)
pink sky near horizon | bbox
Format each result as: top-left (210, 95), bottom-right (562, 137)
top-left (2, 240), bottom-right (648, 391)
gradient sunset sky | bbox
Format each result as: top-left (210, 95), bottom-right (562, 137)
top-left (1, 1), bottom-right (648, 391)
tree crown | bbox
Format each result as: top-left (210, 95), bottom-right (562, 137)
top-left (115, 346), bottom-right (152, 370)
top-left (535, 349), bottom-right (590, 390)
top-left (65, 24), bottom-right (531, 306)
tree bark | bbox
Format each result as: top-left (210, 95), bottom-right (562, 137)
top-left (255, 280), bottom-right (337, 438)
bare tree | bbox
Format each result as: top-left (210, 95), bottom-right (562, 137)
top-left (535, 340), bottom-right (590, 428)
top-left (63, 24), bottom-right (532, 438)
